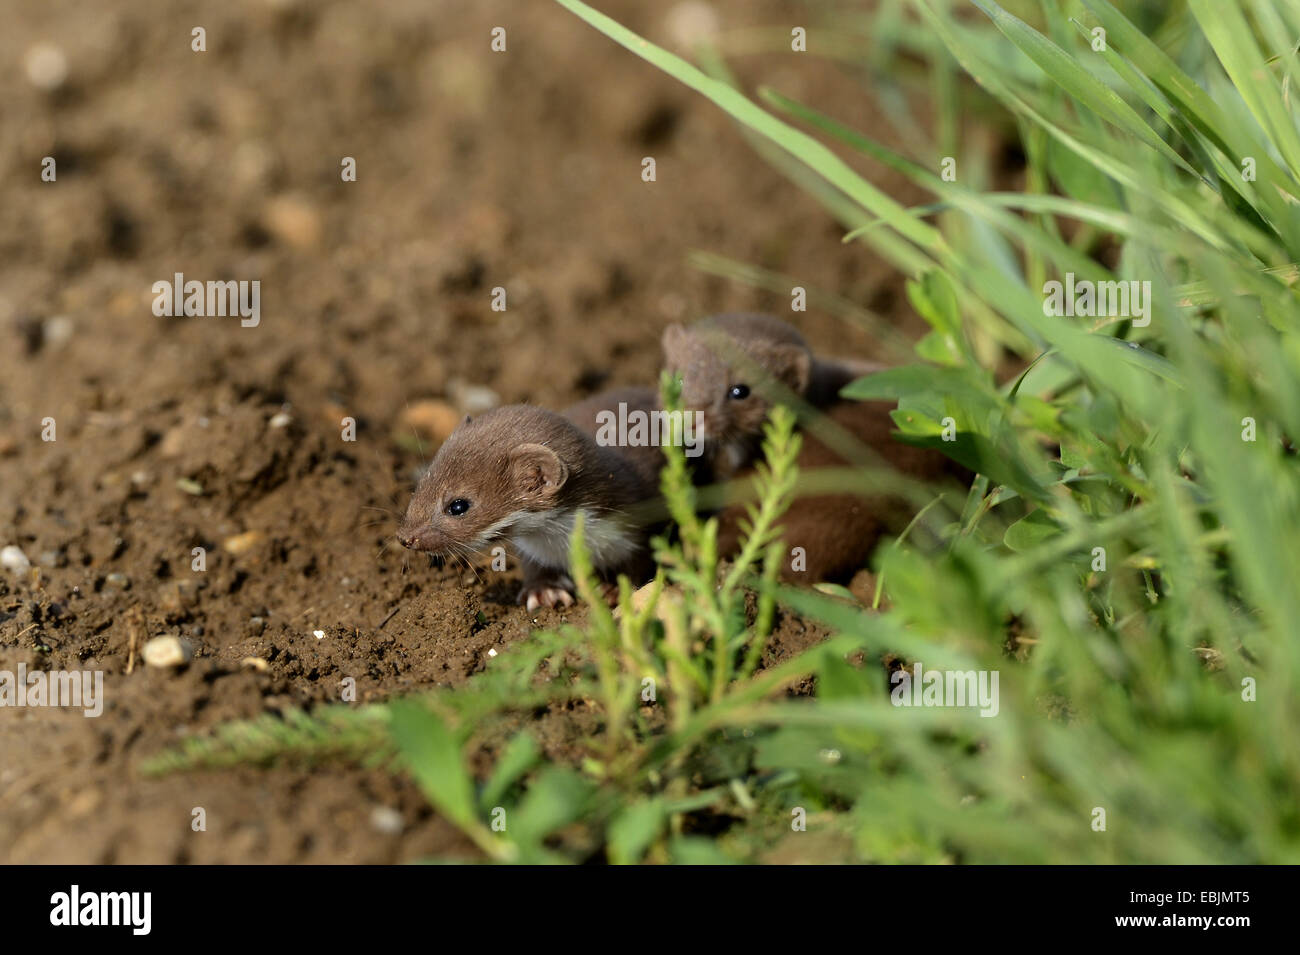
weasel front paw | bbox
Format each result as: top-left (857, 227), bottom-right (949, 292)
top-left (520, 585), bottom-right (575, 612)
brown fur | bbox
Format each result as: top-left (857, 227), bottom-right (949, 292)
top-left (663, 313), bottom-right (962, 583)
top-left (562, 386), bottom-right (665, 492)
top-left (662, 313), bottom-right (885, 481)
top-left (715, 399), bottom-right (953, 582)
top-left (397, 389), bottom-right (663, 602)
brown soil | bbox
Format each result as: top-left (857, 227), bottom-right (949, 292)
top-left (0, 0), bottom-right (925, 863)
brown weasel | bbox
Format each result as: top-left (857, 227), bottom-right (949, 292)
top-left (661, 313), bottom-right (962, 582)
top-left (661, 313), bottom-right (885, 481)
top-left (397, 387), bottom-right (663, 610)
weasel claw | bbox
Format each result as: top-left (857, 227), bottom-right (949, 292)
top-left (523, 587), bottom-right (575, 612)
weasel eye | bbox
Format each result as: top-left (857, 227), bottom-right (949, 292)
top-left (445, 498), bottom-right (471, 517)
top-left (728, 384), bottom-right (750, 400)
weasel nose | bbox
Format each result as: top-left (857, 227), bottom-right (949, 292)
top-left (398, 525), bottom-right (442, 553)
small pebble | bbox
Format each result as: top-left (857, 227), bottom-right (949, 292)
top-left (24, 43), bottom-right (68, 91)
top-left (42, 316), bottom-right (75, 349)
top-left (487, 648), bottom-right (498, 658)
top-left (222, 530), bottom-right (265, 555)
top-left (105, 572), bottom-right (130, 591)
top-left (614, 580), bottom-right (682, 619)
top-left (399, 400), bottom-right (461, 442)
top-left (142, 636), bottom-right (193, 668)
top-left (263, 194), bottom-right (322, 249)
top-left (449, 380), bottom-right (500, 415)
top-left (313, 629), bottom-right (325, 640)
top-left (158, 426), bottom-right (188, 458)
top-left (159, 580), bottom-right (199, 613)
top-left (665, 2), bottom-right (720, 49)
top-left (268, 411), bottom-right (292, 429)
top-left (369, 806), bottom-right (404, 835)
top-left (1, 545), bottom-right (31, 574)
top-left (240, 656), bottom-right (269, 672)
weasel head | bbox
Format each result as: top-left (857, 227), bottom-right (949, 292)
top-left (397, 406), bottom-right (573, 557)
top-left (661, 314), bottom-right (811, 471)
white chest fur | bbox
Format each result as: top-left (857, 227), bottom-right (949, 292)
top-left (509, 507), bottom-right (640, 572)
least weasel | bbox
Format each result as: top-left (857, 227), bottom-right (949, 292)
top-left (662, 313), bottom-right (962, 582)
top-left (661, 312), bottom-right (884, 481)
top-left (397, 387), bottom-right (662, 610)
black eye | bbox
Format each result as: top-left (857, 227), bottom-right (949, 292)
top-left (728, 384), bottom-right (750, 400)
top-left (445, 498), bottom-right (471, 516)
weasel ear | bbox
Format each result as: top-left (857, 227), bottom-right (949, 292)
top-left (661, 323), bottom-right (689, 359)
top-left (760, 343), bottom-right (812, 395)
top-left (509, 443), bottom-right (568, 497)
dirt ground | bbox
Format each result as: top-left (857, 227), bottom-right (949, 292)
top-left (0, 0), bottom-right (928, 863)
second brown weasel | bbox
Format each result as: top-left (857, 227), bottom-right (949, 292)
top-left (661, 312), bottom-right (885, 481)
top-left (397, 387), bottom-right (663, 610)
top-left (662, 313), bottom-right (963, 583)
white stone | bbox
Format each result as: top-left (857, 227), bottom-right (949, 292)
top-left (666, 3), bottom-right (720, 49)
top-left (369, 806), bottom-right (404, 835)
top-left (1, 546), bottom-right (31, 574)
top-left (24, 43), bottom-right (68, 91)
top-left (142, 636), bottom-right (193, 668)
top-left (43, 315), bottom-right (74, 349)
top-left (449, 380), bottom-right (500, 415)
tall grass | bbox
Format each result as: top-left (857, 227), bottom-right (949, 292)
top-left (148, 0), bottom-right (1300, 862)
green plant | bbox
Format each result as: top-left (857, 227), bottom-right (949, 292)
top-left (543, 0), bottom-right (1300, 862)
